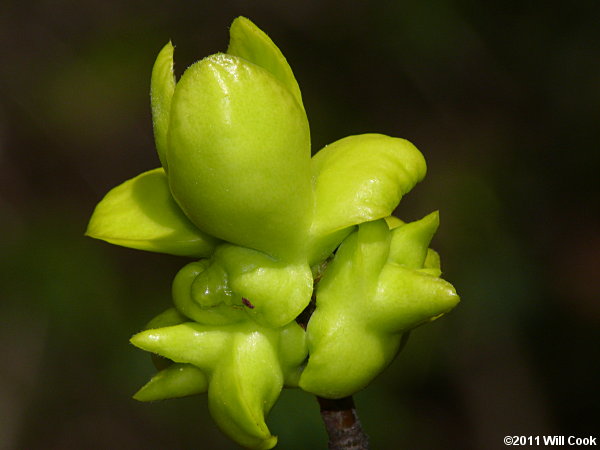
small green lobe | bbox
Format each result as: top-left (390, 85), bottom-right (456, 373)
top-left (134, 363), bottom-right (208, 401)
top-left (227, 16), bottom-right (304, 110)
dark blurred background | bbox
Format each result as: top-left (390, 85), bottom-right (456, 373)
top-left (1, 1), bottom-right (598, 449)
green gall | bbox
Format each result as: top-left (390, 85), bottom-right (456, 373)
top-left (131, 318), bottom-right (307, 449)
top-left (86, 15), bottom-right (460, 449)
top-left (300, 216), bottom-right (459, 398)
top-left (167, 52), bottom-right (312, 261)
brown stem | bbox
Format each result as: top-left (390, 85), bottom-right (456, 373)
top-left (317, 396), bottom-right (369, 450)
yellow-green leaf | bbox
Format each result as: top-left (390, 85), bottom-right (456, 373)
top-left (309, 134), bottom-right (426, 261)
top-left (86, 168), bottom-right (218, 257)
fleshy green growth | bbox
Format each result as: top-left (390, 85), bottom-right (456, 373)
top-left (86, 16), bottom-right (459, 449)
top-left (299, 215), bottom-right (459, 398)
top-left (131, 312), bottom-right (306, 449)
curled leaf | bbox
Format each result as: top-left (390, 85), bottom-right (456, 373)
top-left (172, 244), bottom-right (313, 328)
top-left (172, 260), bottom-right (247, 325)
top-left (309, 134), bottom-right (426, 262)
top-left (216, 245), bottom-right (313, 328)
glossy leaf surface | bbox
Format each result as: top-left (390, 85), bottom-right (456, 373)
top-left (167, 53), bottom-right (312, 260)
